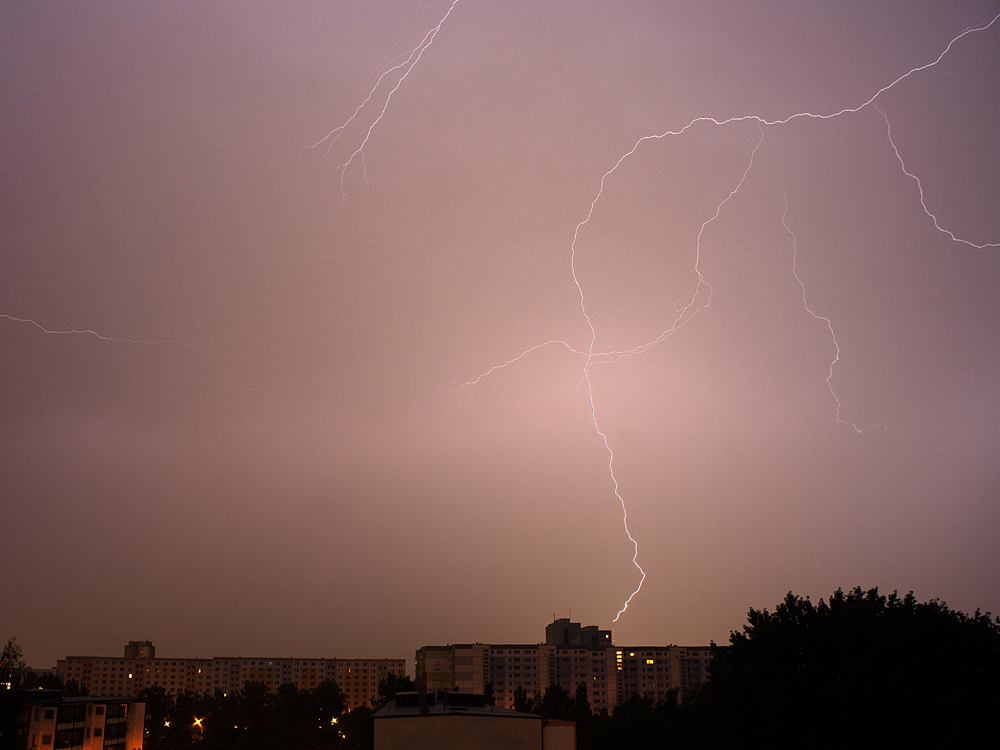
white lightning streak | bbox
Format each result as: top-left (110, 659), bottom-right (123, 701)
top-left (876, 105), bottom-right (1000, 249)
top-left (0, 314), bottom-right (275, 402)
top-left (781, 190), bottom-right (888, 434)
top-left (584, 126), bottom-right (766, 368)
top-left (304, 1), bottom-right (462, 209)
top-left (458, 11), bottom-right (999, 622)
top-left (576, 127), bottom-right (766, 622)
top-left (301, 58), bottom-right (421, 160)
top-left (443, 339), bottom-right (588, 392)
top-left (1, 342), bottom-right (35, 369)
top-left (0, 165), bottom-right (111, 239)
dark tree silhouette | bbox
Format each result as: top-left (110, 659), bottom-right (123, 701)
top-left (482, 681), bottom-right (495, 706)
top-left (512, 685), bottom-right (532, 713)
top-left (534, 683), bottom-right (573, 720)
top-left (314, 679), bottom-right (347, 722)
top-left (373, 672), bottom-right (413, 709)
top-left (1, 639), bottom-right (29, 750)
top-left (337, 705), bottom-right (374, 750)
top-left (700, 587), bottom-right (1000, 749)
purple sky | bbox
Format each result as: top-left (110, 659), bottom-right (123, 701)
top-left (3, 1), bottom-right (999, 671)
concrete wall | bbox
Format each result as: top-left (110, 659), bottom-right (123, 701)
top-left (543, 721), bottom-right (576, 750)
top-left (375, 714), bottom-right (542, 750)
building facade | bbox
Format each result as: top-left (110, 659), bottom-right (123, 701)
top-left (56, 643), bottom-right (406, 710)
top-left (611, 645), bottom-right (712, 702)
top-left (545, 619), bottom-right (611, 649)
top-left (373, 692), bottom-right (575, 750)
top-left (21, 691), bottom-right (145, 750)
top-left (415, 620), bottom-right (712, 712)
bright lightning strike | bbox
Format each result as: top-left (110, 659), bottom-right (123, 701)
top-left (876, 105), bottom-right (1000, 250)
top-left (781, 189), bottom-right (887, 435)
top-left (3, 151), bottom-right (274, 420)
top-left (0, 314), bottom-right (276, 403)
top-left (302, 0), bottom-right (462, 210)
top-left (444, 339), bottom-right (587, 392)
top-left (455, 11), bottom-right (1000, 622)
top-left (579, 126), bottom-right (766, 621)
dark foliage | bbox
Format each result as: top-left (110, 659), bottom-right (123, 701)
top-left (7, 588), bottom-right (998, 750)
top-left (531, 681), bottom-right (598, 735)
top-left (575, 587), bottom-right (1000, 749)
top-left (533, 682), bottom-right (573, 720)
top-left (62, 679), bottom-right (87, 697)
top-left (482, 681), bottom-right (495, 706)
top-left (581, 693), bottom-right (675, 750)
top-left (1, 638), bottom-right (68, 750)
top-left (0, 638), bottom-right (28, 750)
top-left (697, 586), bottom-right (1000, 749)
top-left (372, 672), bottom-right (414, 710)
top-left (138, 679), bottom-right (367, 750)
top-left (572, 682), bottom-right (591, 727)
top-left (512, 685), bottom-right (532, 713)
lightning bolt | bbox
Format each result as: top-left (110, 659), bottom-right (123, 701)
top-left (454, 11), bottom-right (1000, 621)
top-left (5, 3), bottom-right (467, 439)
top-left (876, 105), bottom-right (1000, 249)
top-left (781, 188), bottom-right (889, 435)
top-left (0, 165), bottom-right (111, 239)
top-left (3, 160), bottom-right (276, 420)
top-left (302, 0), bottom-right (463, 210)
top-left (586, 127), bottom-right (765, 621)
top-left (0, 314), bottom-right (276, 403)
top-left (444, 339), bottom-right (588, 392)
top-left (1, 341), bottom-right (35, 369)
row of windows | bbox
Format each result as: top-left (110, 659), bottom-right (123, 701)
top-left (62, 658), bottom-right (404, 685)
top-left (617, 650), bottom-right (707, 657)
top-left (34, 706), bottom-right (108, 721)
top-left (491, 649), bottom-right (537, 655)
top-left (492, 656), bottom-right (538, 663)
top-left (65, 657), bottom-right (403, 666)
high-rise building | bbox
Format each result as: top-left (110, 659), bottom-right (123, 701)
top-left (610, 645), bottom-right (712, 702)
top-left (545, 618), bottom-right (611, 649)
top-left (414, 620), bottom-right (712, 712)
top-left (56, 642), bottom-right (406, 710)
top-left (122, 641), bottom-right (154, 659)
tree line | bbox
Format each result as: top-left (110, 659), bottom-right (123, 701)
top-left (136, 678), bottom-right (375, 750)
top-left (4, 586), bottom-right (999, 749)
top-left (536, 587), bottom-right (1000, 749)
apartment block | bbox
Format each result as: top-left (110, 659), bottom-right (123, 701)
top-left (56, 642), bottom-right (405, 710)
top-left (416, 642), bottom-right (612, 711)
top-left (612, 645), bottom-right (712, 701)
top-left (415, 619), bottom-right (712, 712)
top-left (21, 691), bottom-right (145, 750)
top-left (501, 643), bottom-right (616, 710)
top-left (545, 618), bottom-right (612, 649)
